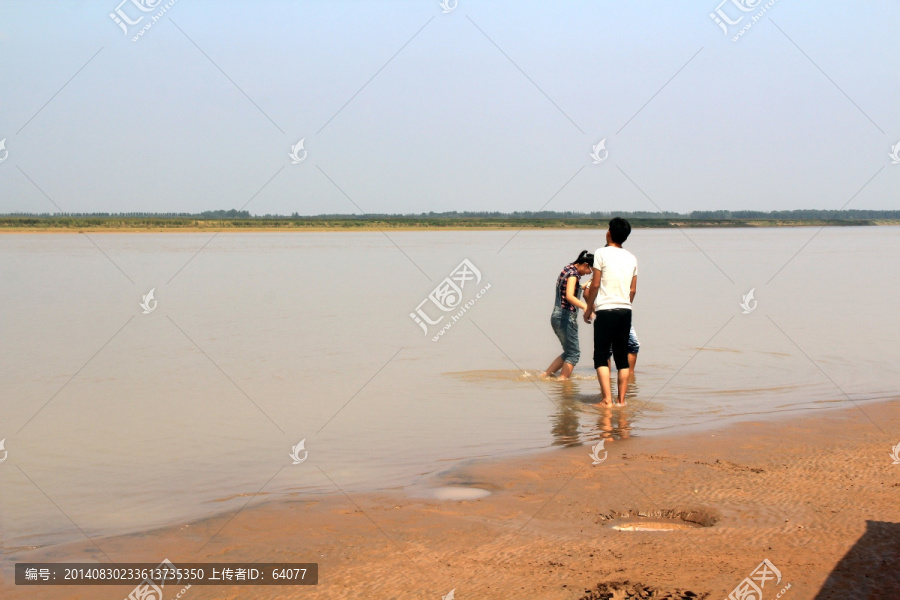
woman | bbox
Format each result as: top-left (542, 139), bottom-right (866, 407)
top-left (541, 250), bottom-right (593, 380)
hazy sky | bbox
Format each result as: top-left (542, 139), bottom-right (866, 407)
top-left (1, 0), bottom-right (898, 215)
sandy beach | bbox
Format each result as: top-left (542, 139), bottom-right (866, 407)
top-left (7, 398), bottom-right (898, 600)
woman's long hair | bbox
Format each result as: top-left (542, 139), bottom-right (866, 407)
top-left (573, 250), bottom-right (594, 266)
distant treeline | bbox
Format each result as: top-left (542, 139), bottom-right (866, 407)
top-left (4, 209), bottom-right (900, 220)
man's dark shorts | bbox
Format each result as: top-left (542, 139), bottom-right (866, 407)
top-left (593, 308), bottom-right (632, 370)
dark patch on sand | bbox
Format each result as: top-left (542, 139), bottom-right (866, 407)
top-left (596, 507), bottom-right (720, 528)
top-left (694, 459), bottom-right (764, 473)
top-left (579, 580), bottom-right (709, 599)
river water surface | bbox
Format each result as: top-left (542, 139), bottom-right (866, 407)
top-left (2, 227), bottom-right (898, 552)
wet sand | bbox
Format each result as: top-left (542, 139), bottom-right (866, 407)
top-left (5, 399), bottom-right (899, 600)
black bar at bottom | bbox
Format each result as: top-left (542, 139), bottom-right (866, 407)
top-left (15, 563), bottom-right (318, 585)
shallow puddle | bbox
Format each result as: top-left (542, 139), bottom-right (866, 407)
top-left (612, 520), bottom-right (701, 532)
top-left (429, 486), bottom-right (492, 500)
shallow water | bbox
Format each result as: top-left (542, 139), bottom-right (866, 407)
top-left (612, 522), bottom-right (700, 532)
top-left (1, 227), bottom-right (898, 551)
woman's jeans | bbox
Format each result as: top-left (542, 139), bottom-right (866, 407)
top-left (550, 307), bottom-right (580, 365)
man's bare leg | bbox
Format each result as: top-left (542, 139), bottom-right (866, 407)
top-left (559, 362), bottom-right (575, 380)
top-left (627, 353), bottom-right (637, 383)
top-left (541, 355), bottom-right (564, 378)
top-left (595, 365), bottom-right (613, 405)
top-left (617, 367), bottom-right (630, 404)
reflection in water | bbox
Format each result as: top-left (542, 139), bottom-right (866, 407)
top-left (548, 379), bottom-right (632, 447)
top-left (550, 381), bottom-right (581, 446)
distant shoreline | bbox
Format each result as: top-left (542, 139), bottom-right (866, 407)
top-left (2, 217), bottom-right (899, 232)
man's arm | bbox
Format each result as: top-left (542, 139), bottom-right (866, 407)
top-left (583, 268), bottom-right (601, 323)
top-left (630, 275), bottom-right (637, 303)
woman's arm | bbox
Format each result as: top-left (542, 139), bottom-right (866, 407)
top-left (565, 276), bottom-right (588, 311)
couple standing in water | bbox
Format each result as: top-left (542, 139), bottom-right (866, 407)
top-left (540, 217), bottom-right (638, 406)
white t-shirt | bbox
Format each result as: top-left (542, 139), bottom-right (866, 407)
top-left (592, 246), bottom-right (638, 311)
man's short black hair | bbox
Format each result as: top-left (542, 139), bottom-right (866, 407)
top-left (609, 217), bottom-right (631, 244)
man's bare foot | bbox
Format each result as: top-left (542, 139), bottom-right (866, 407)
top-left (594, 397), bottom-right (613, 407)
top-left (539, 372), bottom-right (551, 378)
top-left (615, 400), bottom-right (627, 406)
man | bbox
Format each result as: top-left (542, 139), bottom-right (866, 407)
top-left (584, 217), bottom-right (638, 405)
